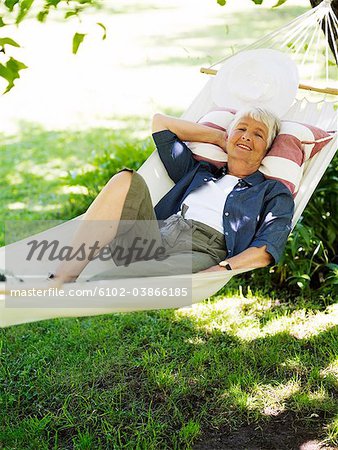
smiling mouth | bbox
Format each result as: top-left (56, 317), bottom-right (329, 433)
top-left (237, 144), bottom-right (252, 151)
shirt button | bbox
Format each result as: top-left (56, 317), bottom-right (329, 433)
top-left (229, 194), bottom-right (233, 198)
top-left (228, 250), bottom-right (232, 254)
top-left (203, 178), bottom-right (208, 182)
top-left (225, 232), bottom-right (229, 236)
top-left (225, 212), bottom-right (229, 216)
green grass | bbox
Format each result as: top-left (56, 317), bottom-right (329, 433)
top-left (0, 116), bottom-right (153, 247)
top-left (1, 292), bottom-right (337, 449)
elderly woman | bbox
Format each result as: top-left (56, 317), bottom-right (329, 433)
top-left (51, 107), bottom-right (294, 284)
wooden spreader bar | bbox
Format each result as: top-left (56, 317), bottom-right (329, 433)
top-left (200, 67), bottom-right (338, 96)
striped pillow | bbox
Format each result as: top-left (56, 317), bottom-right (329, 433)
top-left (259, 121), bottom-right (333, 194)
top-left (188, 110), bottom-right (334, 195)
top-left (187, 109), bottom-right (233, 169)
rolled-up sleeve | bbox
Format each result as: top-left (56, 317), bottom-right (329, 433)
top-left (250, 188), bottom-right (294, 264)
top-left (152, 130), bottom-right (197, 183)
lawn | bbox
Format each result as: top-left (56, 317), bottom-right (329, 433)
top-left (0, 116), bottom-right (153, 248)
top-left (1, 289), bottom-right (337, 449)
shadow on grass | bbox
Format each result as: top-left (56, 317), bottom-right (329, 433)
top-left (193, 410), bottom-right (334, 450)
top-left (0, 303), bottom-right (337, 449)
top-left (0, 118), bottom-right (156, 247)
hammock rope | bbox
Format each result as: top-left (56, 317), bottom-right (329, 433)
top-left (204, 0), bottom-right (337, 95)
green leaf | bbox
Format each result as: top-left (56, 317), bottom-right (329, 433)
top-left (272, 0), bottom-right (287, 7)
top-left (0, 57), bottom-right (27, 94)
top-left (217, 0), bottom-right (226, 5)
top-left (312, 242), bottom-right (321, 258)
top-left (326, 263), bottom-right (338, 271)
top-left (37, 8), bottom-right (50, 22)
top-left (0, 38), bottom-right (21, 50)
top-left (0, 63), bottom-right (13, 83)
top-left (46, 0), bottom-right (62, 6)
top-left (7, 57), bottom-right (28, 71)
top-left (0, 17), bottom-right (6, 27)
top-left (16, 0), bottom-right (35, 24)
top-left (65, 11), bottom-right (79, 19)
top-left (72, 32), bottom-right (86, 54)
top-left (300, 274), bottom-right (311, 280)
top-left (97, 22), bottom-right (107, 40)
top-left (4, 0), bottom-right (19, 12)
top-left (251, 0), bottom-right (263, 4)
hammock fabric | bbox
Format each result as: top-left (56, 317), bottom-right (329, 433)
top-left (0, 0), bottom-right (337, 327)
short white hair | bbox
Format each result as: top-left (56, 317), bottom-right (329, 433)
top-left (228, 107), bottom-right (281, 150)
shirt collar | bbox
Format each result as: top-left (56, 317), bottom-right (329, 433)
top-left (221, 166), bottom-right (265, 186)
top-left (242, 170), bottom-right (266, 186)
top-left (206, 163), bottom-right (265, 186)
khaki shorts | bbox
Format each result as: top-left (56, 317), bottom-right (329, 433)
top-left (89, 170), bottom-right (227, 280)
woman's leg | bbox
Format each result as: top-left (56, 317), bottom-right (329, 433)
top-left (53, 171), bottom-right (133, 283)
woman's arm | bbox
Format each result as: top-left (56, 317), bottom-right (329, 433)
top-left (199, 245), bottom-right (272, 273)
top-left (152, 113), bottom-right (227, 151)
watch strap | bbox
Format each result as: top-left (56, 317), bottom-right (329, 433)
top-left (219, 260), bottom-right (232, 270)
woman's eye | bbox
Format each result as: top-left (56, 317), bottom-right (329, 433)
top-left (255, 133), bottom-right (263, 138)
top-left (237, 127), bottom-right (246, 131)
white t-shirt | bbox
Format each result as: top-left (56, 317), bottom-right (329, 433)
top-left (178, 174), bottom-right (239, 233)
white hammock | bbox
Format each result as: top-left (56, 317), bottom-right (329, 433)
top-left (0, 0), bottom-right (337, 327)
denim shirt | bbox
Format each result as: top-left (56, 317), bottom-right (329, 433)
top-left (152, 130), bottom-right (294, 264)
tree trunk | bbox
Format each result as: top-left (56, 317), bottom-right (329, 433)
top-left (309, 0), bottom-right (338, 64)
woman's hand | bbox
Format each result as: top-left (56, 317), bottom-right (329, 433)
top-left (152, 113), bottom-right (227, 149)
top-left (216, 131), bottom-right (228, 153)
top-left (198, 246), bottom-right (272, 274)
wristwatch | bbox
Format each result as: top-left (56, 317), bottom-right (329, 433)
top-left (219, 260), bottom-right (232, 270)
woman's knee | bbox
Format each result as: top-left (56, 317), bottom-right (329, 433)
top-left (105, 170), bottom-right (133, 193)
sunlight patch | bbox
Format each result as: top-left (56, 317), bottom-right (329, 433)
top-left (186, 336), bottom-right (205, 345)
top-left (6, 173), bottom-right (23, 185)
top-left (16, 161), bottom-right (68, 180)
top-left (290, 305), bottom-right (338, 339)
top-left (261, 305), bottom-right (338, 339)
top-left (252, 380), bottom-right (300, 416)
top-left (320, 361), bottom-right (338, 380)
top-left (265, 212), bottom-right (277, 222)
top-left (307, 388), bottom-right (328, 402)
top-left (176, 296), bottom-right (266, 339)
top-left (235, 324), bottom-right (261, 341)
top-left (280, 357), bottom-right (307, 375)
top-left (262, 315), bottom-right (294, 336)
top-left (31, 204), bottom-right (59, 212)
top-left (299, 441), bottom-right (325, 450)
top-left (59, 185), bottom-right (89, 195)
top-left (7, 202), bottom-right (26, 210)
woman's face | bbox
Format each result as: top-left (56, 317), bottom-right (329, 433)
top-left (227, 116), bottom-right (269, 167)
